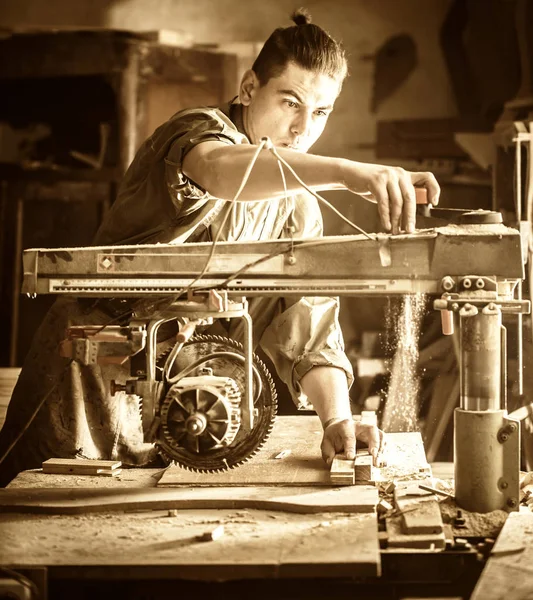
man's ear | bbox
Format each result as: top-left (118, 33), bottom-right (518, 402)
top-left (239, 69), bottom-right (259, 106)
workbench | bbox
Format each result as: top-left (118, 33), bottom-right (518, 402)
top-left (0, 417), bottom-right (490, 599)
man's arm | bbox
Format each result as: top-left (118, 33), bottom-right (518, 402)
top-left (300, 365), bottom-right (384, 467)
top-left (182, 140), bottom-right (440, 234)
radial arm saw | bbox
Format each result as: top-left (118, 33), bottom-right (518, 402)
top-left (21, 209), bottom-right (530, 513)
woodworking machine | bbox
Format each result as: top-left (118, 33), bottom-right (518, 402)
top-left (21, 210), bottom-right (529, 511)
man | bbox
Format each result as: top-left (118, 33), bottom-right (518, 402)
top-left (0, 9), bottom-right (439, 485)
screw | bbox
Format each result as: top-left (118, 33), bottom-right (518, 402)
top-left (442, 276), bottom-right (455, 291)
top-left (287, 255), bottom-right (296, 265)
top-left (500, 481), bottom-right (508, 490)
top-left (463, 278), bottom-right (472, 289)
top-left (475, 278), bottom-right (485, 289)
top-left (507, 498), bottom-right (518, 508)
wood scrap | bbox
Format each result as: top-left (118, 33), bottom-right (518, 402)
top-left (330, 454), bottom-right (355, 485)
top-left (197, 524), bottom-right (225, 542)
top-left (354, 450), bottom-right (377, 484)
top-left (42, 458), bottom-right (122, 477)
top-left (394, 482), bottom-right (444, 535)
top-left (385, 515), bottom-right (446, 550)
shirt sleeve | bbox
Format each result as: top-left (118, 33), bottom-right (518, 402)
top-left (163, 108), bottom-right (248, 217)
top-left (258, 193), bottom-right (354, 409)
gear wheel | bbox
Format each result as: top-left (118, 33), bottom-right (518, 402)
top-left (160, 375), bottom-right (242, 453)
top-left (157, 334), bottom-right (277, 471)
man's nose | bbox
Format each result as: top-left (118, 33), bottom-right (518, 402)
top-left (291, 111), bottom-right (312, 138)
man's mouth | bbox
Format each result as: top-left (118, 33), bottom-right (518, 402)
top-left (280, 142), bottom-right (300, 151)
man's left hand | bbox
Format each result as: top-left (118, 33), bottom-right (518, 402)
top-left (321, 418), bottom-right (385, 468)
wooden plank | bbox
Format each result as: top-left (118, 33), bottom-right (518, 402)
top-left (0, 485), bottom-right (378, 515)
top-left (158, 416), bottom-right (332, 487)
top-left (0, 509), bottom-right (379, 578)
top-left (158, 418), bottom-right (427, 488)
top-left (470, 511), bottom-right (533, 599)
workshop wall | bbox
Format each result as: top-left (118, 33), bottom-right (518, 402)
top-left (0, 0), bottom-right (456, 234)
top-left (0, 0), bottom-right (458, 376)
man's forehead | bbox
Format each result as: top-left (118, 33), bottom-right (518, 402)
top-left (269, 62), bottom-right (341, 105)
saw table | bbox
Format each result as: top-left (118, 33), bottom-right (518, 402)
top-left (0, 416), bottom-right (486, 600)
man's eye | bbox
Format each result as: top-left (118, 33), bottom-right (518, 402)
top-left (286, 100), bottom-right (298, 108)
top-left (315, 110), bottom-right (328, 117)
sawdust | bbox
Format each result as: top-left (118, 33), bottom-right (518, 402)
top-left (439, 498), bottom-right (508, 538)
top-left (381, 293), bottom-right (427, 433)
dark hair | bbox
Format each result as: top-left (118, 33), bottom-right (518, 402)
top-left (252, 8), bottom-right (348, 86)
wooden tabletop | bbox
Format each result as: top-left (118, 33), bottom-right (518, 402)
top-left (0, 416), bottom-right (386, 580)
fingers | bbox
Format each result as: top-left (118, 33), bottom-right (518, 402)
top-left (370, 168), bottom-right (438, 234)
top-left (321, 419), bottom-right (356, 465)
top-left (321, 435), bottom-right (336, 467)
top-left (355, 423), bottom-right (386, 467)
top-left (387, 181), bottom-right (404, 235)
top-left (411, 172), bottom-right (441, 206)
top-left (399, 178), bottom-right (416, 234)
top-left (373, 183), bottom-right (391, 232)
top-left (342, 425), bottom-right (356, 461)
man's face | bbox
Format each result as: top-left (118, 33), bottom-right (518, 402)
top-left (240, 62), bottom-right (341, 153)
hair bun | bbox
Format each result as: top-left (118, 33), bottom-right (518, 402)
top-left (291, 8), bottom-right (312, 25)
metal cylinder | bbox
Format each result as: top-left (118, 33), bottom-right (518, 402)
top-left (459, 303), bottom-right (501, 411)
top-left (454, 408), bottom-right (519, 512)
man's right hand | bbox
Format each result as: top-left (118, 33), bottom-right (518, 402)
top-left (321, 418), bottom-right (385, 468)
top-left (341, 161), bottom-right (440, 235)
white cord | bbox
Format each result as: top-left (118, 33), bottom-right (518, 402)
top-left (269, 145), bottom-right (374, 240)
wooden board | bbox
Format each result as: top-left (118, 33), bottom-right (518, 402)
top-left (159, 416), bottom-right (332, 487)
top-left (158, 418), bottom-right (429, 488)
top-left (0, 485), bottom-right (378, 515)
top-left (470, 511), bottom-right (533, 599)
top-left (0, 509), bottom-right (380, 578)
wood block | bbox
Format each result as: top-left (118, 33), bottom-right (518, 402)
top-left (354, 450), bottom-right (377, 484)
top-left (330, 454), bottom-right (355, 485)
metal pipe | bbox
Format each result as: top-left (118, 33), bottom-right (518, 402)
top-left (459, 303), bottom-right (502, 411)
